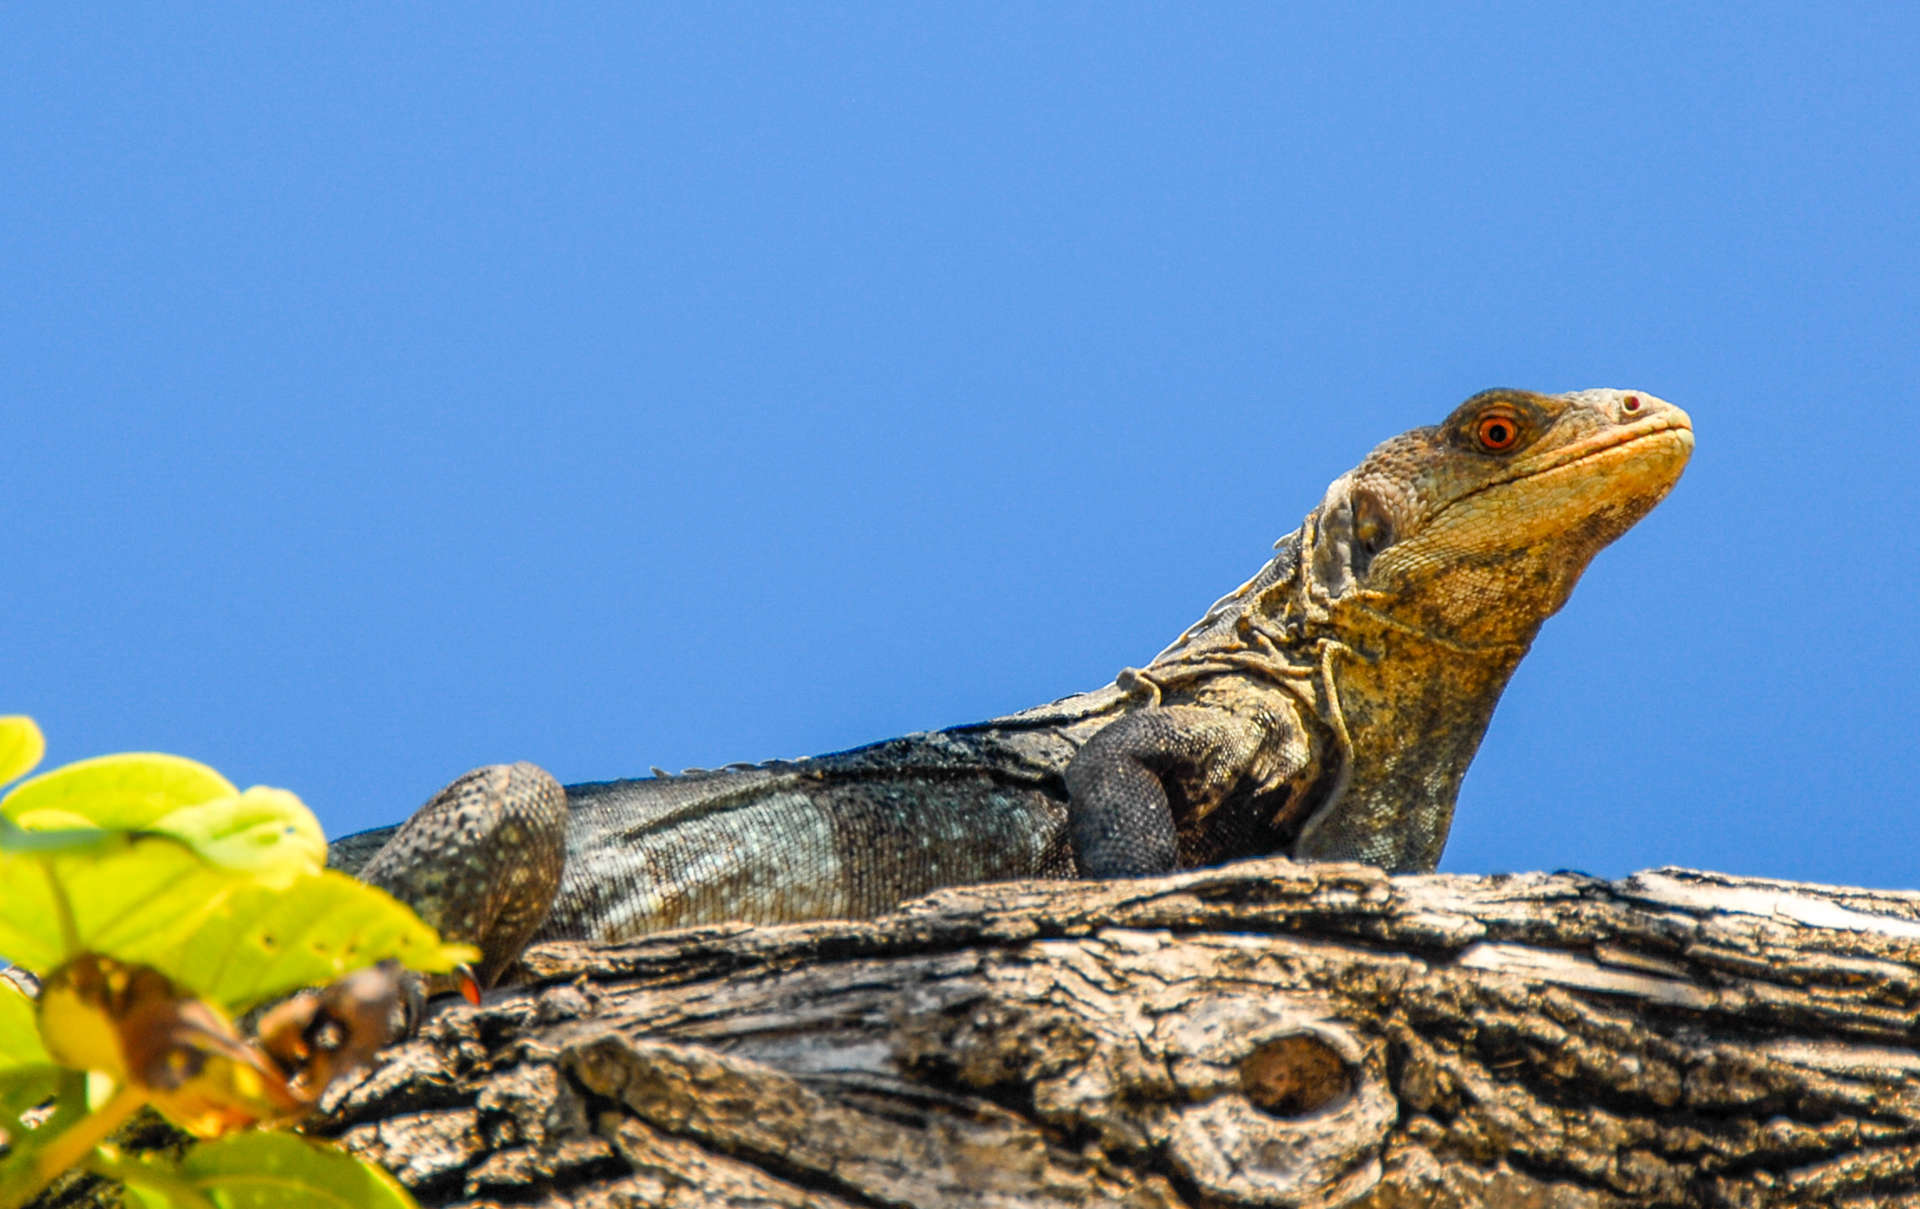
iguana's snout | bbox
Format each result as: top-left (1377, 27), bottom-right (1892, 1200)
top-left (1466, 388), bottom-right (1694, 557)
top-left (1315, 387), bottom-right (1693, 649)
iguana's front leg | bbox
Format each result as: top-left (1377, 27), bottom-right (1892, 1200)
top-left (1066, 705), bottom-right (1301, 877)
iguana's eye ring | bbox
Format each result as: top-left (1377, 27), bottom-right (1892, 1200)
top-left (1475, 412), bottom-right (1521, 452)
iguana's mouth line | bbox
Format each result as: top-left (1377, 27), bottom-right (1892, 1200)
top-left (1441, 413), bottom-right (1694, 516)
top-left (1520, 413), bottom-right (1694, 478)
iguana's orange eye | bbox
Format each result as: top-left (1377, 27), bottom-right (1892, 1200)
top-left (1475, 413), bottom-right (1520, 452)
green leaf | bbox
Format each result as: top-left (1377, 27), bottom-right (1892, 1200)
top-left (111, 1153), bottom-right (219, 1209)
top-left (0, 718), bottom-right (43, 788)
top-left (0, 1064), bottom-right (65, 1127)
top-left (149, 787), bottom-right (326, 881)
top-left (0, 1068), bottom-right (68, 1208)
top-left (0, 833), bottom-right (252, 973)
top-left (0, 977), bottom-right (51, 1067)
top-left (0, 1066), bottom-right (87, 1209)
top-left (125, 1131), bottom-right (418, 1209)
top-left (2, 753), bottom-right (236, 832)
top-left (3, 756), bottom-right (324, 882)
top-left (0, 826), bottom-right (471, 1008)
top-left (170, 871), bottom-right (476, 1013)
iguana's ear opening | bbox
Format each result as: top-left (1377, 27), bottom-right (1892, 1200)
top-left (1308, 474), bottom-right (1396, 598)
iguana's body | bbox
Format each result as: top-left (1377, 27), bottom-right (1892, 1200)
top-left (332, 388), bottom-right (1693, 984)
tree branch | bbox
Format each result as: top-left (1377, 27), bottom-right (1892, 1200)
top-left (313, 859), bottom-right (1920, 1208)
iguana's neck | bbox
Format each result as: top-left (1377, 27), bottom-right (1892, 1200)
top-left (1300, 595), bottom-right (1531, 869)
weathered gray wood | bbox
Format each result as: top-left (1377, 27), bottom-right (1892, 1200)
top-left (313, 860), bottom-right (1920, 1208)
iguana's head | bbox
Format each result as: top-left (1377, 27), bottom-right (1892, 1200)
top-left (1305, 388), bottom-right (1693, 649)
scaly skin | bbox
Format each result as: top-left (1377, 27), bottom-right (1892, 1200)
top-left (332, 387), bottom-right (1692, 983)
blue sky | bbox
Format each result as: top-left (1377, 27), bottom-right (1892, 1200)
top-left (6, 6), bottom-right (1917, 887)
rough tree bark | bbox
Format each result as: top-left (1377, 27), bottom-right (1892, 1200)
top-left (311, 859), bottom-right (1920, 1208)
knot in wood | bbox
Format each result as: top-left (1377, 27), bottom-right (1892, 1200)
top-left (1161, 998), bottom-right (1394, 1206)
top-left (1240, 1033), bottom-right (1354, 1118)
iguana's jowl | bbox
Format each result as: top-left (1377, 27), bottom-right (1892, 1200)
top-left (332, 388), bottom-right (1691, 981)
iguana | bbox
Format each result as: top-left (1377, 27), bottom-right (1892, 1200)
top-left (330, 387), bottom-right (1692, 986)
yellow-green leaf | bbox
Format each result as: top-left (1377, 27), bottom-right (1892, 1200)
top-left (151, 787), bottom-right (326, 881)
top-left (0, 1066), bottom-right (83, 1206)
top-left (170, 871), bottom-right (476, 1012)
top-left (0, 718), bottom-right (43, 788)
top-left (123, 1130), bottom-right (418, 1209)
top-left (3, 756), bottom-right (322, 880)
top-left (90, 1152), bottom-right (207, 1209)
top-left (0, 1064), bottom-right (65, 1127)
top-left (0, 831), bottom-right (470, 1009)
top-left (0, 833), bottom-right (250, 974)
top-left (0, 977), bottom-right (50, 1068)
top-left (2, 753), bottom-right (236, 833)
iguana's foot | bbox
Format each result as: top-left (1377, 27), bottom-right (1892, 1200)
top-left (1066, 705), bottom-right (1279, 878)
top-left (357, 762), bottom-right (567, 991)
